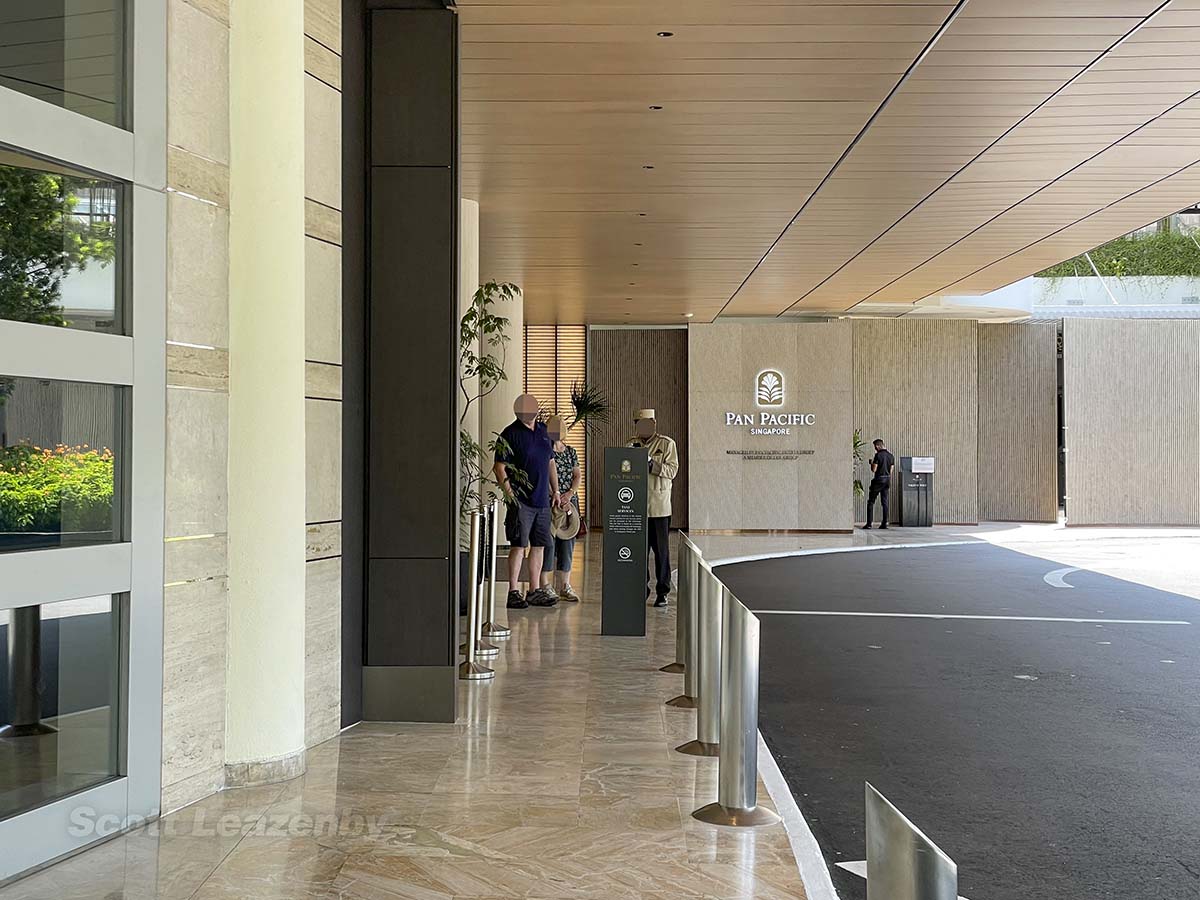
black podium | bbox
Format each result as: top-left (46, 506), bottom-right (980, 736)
top-left (601, 447), bottom-right (648, 636)
top-left (899, 456), bottom-right (935, 527)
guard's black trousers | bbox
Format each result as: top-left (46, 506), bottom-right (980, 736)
top-left (647, 515), bottom-right (672, 598)
top-left (866, 479), bottom-right (890, 527)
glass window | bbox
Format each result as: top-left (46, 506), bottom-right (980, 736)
top-left (0, 153), bottom-right (123, 335)
top-left (0, 377), bottom-right (124, 553)
top-left (0, 2), bottom-right (126, 128)
top-left (0, 595), bottom-right (121, 822)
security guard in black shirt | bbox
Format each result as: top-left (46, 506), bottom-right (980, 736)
top-left (863, 438), bottom-right (895, 530)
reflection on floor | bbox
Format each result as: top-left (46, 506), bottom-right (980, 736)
top-left (0, 534), bottom-right (809, 899)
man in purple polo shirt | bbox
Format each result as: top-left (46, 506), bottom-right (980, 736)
top-left (493, 394), bottom-right (561, 608)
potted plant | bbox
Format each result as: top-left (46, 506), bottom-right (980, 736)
top-left (852, 428), bottom-right (867, 500)
top-left (457, 281), bottom-right (522, 611)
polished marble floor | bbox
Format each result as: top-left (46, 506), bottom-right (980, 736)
top-left (0, 534), bottom-right (808, 899)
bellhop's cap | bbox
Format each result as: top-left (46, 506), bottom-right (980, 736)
top-left (634, 408), bottom-right (656, 420)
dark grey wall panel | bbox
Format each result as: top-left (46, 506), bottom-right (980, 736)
top-left (367, 559), bottom-right (454, 667)
top-left (370, 10), bottom-right (454, 167)
top-left (340, 0), bottom-right (367, 728)
top-left (368, 167), bottom-right (455, 559)
top-left (344, 2), bottom-right (459, 722)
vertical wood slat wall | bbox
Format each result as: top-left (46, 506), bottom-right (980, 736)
top-left (523, 325), bottom-right (587, 508)
top-left (852, 319), bottom-right (980, 525)
top-left (1064, 318), bottom-right (1200, 525)
top-left (977, 323), bottom-right (1059, 522)
top-left (587, 328), bottom-right (688, 529)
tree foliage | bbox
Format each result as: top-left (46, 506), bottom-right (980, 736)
top-left (1036, 231), bottom-right (1200, 279)
top-left (0, 443), bottom-right (115, 534)
top-left (0, 164), bottom-right (117, 327)
top-left (459, 281), bottom-right (523, 520)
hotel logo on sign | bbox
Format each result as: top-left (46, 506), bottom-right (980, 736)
top-left (756, 369), bottom-right (784, 406)
top-left (723, 366), bottom-right (816, 435)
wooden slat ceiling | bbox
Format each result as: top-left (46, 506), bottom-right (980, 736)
top-left (458, 0), bottom-right (1200, 323)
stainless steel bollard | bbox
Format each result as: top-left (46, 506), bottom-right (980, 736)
top-left (481, 498), bottom-right (511, 640)
top-left (659, 536), bottom-right (689, 674)
top-left (459, 512), bottom-right (495, 681)
top-left (460, 506), bottom-right (500, 658)
top-left (675, 560), bottom-right (721, 756)
top-left (0, 606), bottom-right (56, 738)
top-left (666, 536), bottom-right (701, 708)
top-left (865, 783), bottom-right (958, 900)
top-left (692, 593), bottom-right (780, 827)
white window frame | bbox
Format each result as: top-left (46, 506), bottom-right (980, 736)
top-left (0, 0), bottom-right (166, 881)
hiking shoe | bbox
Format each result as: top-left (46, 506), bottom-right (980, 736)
top-left (506, 590), bottom-right (529, 609)
top-left (559, 584), bottom-right (580, 602)
top-left (526, 587), bottom-right (559, 607)
top-left (653, 594), bottom-right (668, 608)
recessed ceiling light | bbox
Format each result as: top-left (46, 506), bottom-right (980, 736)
top-left (643, 165), bottom-right (655, 170)
top-left (657, 31), bottom-right (674, 38)
top-left (684, 312), bottom-right (694, 318)
top-left (648, 105), bottom-right (663, 111)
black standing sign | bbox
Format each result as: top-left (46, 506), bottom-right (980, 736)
top-left (602, 447), bottom-right (649, 636)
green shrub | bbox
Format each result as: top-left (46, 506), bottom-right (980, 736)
top-left (1036, 231), bottom-right (1200, 278)
top-left (0, 443), bottom-right (115, 534)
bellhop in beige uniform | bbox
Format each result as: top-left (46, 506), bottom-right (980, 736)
top-left (627, 408), bottom-right (680, 606)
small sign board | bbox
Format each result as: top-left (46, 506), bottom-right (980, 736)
top-left (602, 447), bottom-right (648, 636)
top-left (911, 456), bottom-right (936, 474)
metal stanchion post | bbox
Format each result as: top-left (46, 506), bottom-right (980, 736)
top-left (0, 606), bottom-right (56, 738)
top-left (659, 536), bottom-right (688, 674)
top-left (461, 505), bottom-right (500, 659)
top-left (666, 538), bottom-right (701, 707)
top-left (692, 593), bottom-right (780, 827)
top-left (459, 512), bottom-right (495, 681)
top-left (481, 498), bottom-right (511, 640)
top-left (675, 560), bottom-right (721, 756)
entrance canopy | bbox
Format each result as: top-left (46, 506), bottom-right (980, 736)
top-left (459, 1), bottom-right (1200, 322)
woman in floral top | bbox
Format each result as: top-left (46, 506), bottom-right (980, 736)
top-left (541, 416), bottom-right (582, 601)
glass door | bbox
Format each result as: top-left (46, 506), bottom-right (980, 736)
top-left (0, 0), bottom-right (166, 880)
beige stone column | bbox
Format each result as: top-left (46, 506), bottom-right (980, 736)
top-left (224, 0), bottom-right (307, 782)
top-left (459, 199), bottom-right (481, 444)
top-left (459, 199), bottom-right (481, 546)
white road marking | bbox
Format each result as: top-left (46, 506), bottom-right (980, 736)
top-left (1044, 566), bottom-right (1081, 588)
top-left (1161, 659), bottom-right (1176, 664)
top-left (836, 860), bottom-right (972, 899)
top-left (758, 733), bottom-right (839, 900)
top-left (751, 610), bottom-right (1191, 626)
top-left (708, 539), bottom-right (979, 568)
top-left (1014, 674), bottom-right (1039, 681)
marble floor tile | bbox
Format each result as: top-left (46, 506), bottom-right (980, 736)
top-left (0, 534), bottom-right (808, 899)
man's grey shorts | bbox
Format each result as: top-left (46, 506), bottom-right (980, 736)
top-left (505, 500), bottom-right (553, 549)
